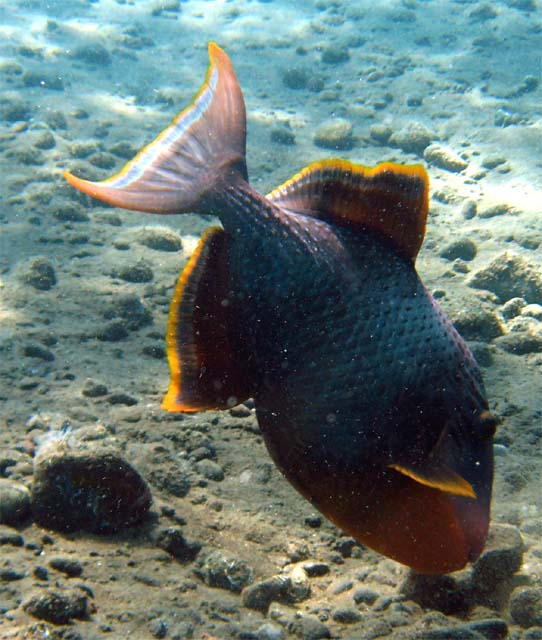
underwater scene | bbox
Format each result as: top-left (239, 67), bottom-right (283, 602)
top-left (0, 0), bottom-right (541, 638)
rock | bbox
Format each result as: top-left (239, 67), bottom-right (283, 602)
top-left (389, 123), bottom-right (434, 155)
top-left (136, 227), bottom-right (182, 252)
top-left (418, 627), bottom-right (485, 640)
top-left (304, 514), bottom-right (322, 528)
top-left (289, 615), bottom-right (330, 639)
top-left (321, 44), bottom-right (350, 64)
top-left (34, 129), bottom-right (55, 150)
top-left (72, 43), bottom-right (111, 65)
top-left (510, 588), bottom-right (542, 628)
top-left (53, 203), bottom-right (89, 222)
top-left (96, 320), bottom-right (129, 342)
top-left (462, 200), bottom-right (477, 220)
top-left (369, 123), bottom-right (392, 144)
top-left (353, 587), bottom-right (379, 606)
top-left (468, 251), bottom-right (542, 304)
top-left (104, 294), bottom-right (152, 331)
top-left (31, 429), bottom-right (152, 533)
top-left (256, 623), bottom-right (285, 640)
top-left (242, 575), bottom-right (290, 612)
top-left (448, 305), bottom-right (504, 342)
top-left (400, 572), bottom-right (469, 615)
top-left (471, 523), bottom-right (524, 602)
top-left (522, 304), bottom-right (542, 319)
top-left (332, 607), bottom-right (362, 623)
top-left (314, 118), bottom-right (353, 150)
top-left (155, 527), bottom-right (201, 562)
top-left (20, 256), bottom-right (56, 290)
top-left (302, 561), bottom-right (329, 577)
top-left (502, 297), bottom-right (526, 319)
top-left (440, 238), bottom-right (477, 262)
top-left (115, 260), bottom-right (154, 283)
top-left (271, 125), bottom-right (295, 146)
top-left (82, 378), bottom-right (109, 398)
top-left (49, 556), bottom-right (83, 577)
top-left (22, 342), bottom-right (55, 361)
top-left (0, 525), bottom-right (24, 547)
top-left (196, 550), bottom-right (253, 593)
top-left (495, 331), bottom-right (542, 355)
top-left (424, 144), bottom-right (468, 172)
top-left (22, 588), bottom-right (89, 624)
top-left (478, 203), bottom-right (515, 219)
top-left (282, 67), bottom-right (309, 90)
top-left (0, 479), bottom-right (30, 525)
top-left (195, 459), bottom-right (224, 481)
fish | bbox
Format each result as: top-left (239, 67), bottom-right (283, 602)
top-left (64, 43), bottom-right (496, 574)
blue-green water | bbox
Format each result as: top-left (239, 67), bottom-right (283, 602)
top-left (0, 1), bottom-right (541, 638)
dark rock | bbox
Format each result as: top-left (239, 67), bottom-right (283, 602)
top-left (96, 320), bottom-right (129, 342)
top-left (49, 557), bottom-right (83, 577)
top-left (195, 459), bottom-right (224, 481)
top-left (471, 524), bottom-right (524, 607)
top-left (468, 251), bottom-right (542, 304)
top-left (510, 587), bottom-right (542, 628)
top-left (440, 238), bottom-right (477, 262)
top-left (304, 514), bottom-right (322, 528)
top-left (242, 575), bottom-right (290, 612)
top-left (256, 623), bottom-right (285, 640)
top-left (155, 527), bottom-right (201, 562)
top-left (0, 479), bottom-right (30, 525)
top-left (282, 67), bottom-right (309, 90)
top-left (34, 130), bottom-right (55, 150)
top-left (149, 618), bottom-right (168, 639)
top-left (142, 344), bottom-right (166, 359)
top-left (82, 378), bottom-right (109, 398)
top-left (72, 43), bottom-right (111, 65)
top-left (53, 203), bottom-right (89, 222)
top-left (22, 342), bottom-right (55, 361)
top-left (106, 293), bottom-right (153, 331)
top-left (353, 587), bottom-right (379, 606)
top-left (462, 200), bottom-right (477, 219)
top-left (400, 572), bottom-right (469, 615)
top-left (45, 110), bottom-right (67, 130)
top-left (107, 393), bottom-right (138, 406)
top-left (321, 44), bottom-right (350, 64)
top-left (466, 619), bottom-right (508, 639)
top-left (332, 607), bottom-right (362, 623)
top-left (196, 550), bottom-right (253, 593)
top-left (302, 562), bottom-right (329, 577)
top-left (89, 152), bottom-right (117, 170)
top-left (34, 566), bottom-right (49, 580)
top-left (20, 257), bottom-right (56, 290)
top-left (22, 588), bottom-right (89, 624)
top-left (0, 526), bottom-right (24, 546)
top-left (418, 627), bottom-right (485, 640)
top-left (31, 431), bottom-right (152, 533)
top-left (289, 615), bottom-right (330, 639)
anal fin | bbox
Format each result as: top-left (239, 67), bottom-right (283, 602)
top-left (162, 226), bottom-right (250, 412)
top-left (389, 462), bottom-right (476, 499)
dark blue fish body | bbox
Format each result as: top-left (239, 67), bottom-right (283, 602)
top-left (65, 44), bottom-right (495, 574)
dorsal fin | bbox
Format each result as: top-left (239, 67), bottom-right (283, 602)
top-left (267, 160), bottom-right (429, 262)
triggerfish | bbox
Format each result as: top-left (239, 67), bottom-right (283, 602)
top-left (65, 43), bottom-right (497, 574)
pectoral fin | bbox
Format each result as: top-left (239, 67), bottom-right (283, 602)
top-left (389, 462), bottom-right (476, 499)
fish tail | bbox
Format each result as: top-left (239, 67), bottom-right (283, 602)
top-left (64, 43), bottom-right (247, 213)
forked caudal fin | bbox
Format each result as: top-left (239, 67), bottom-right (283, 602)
top-left (64, 43), bottom-right (247, 213)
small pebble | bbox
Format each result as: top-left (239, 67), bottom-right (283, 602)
top-left (22, 342), bottom-right (55, 361)
top-left (289, 615), bottom-right (330, 639)
top-left (82, 378), bottom-right (109, 398)
top-left (389, 122), bottom-right (434, 155)
top-left (196, 550), bottom-right (253, 593)
top-left (195, 459), bottom-right (224, 481)
top-left (440, 238), bottom-right (477, 262)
